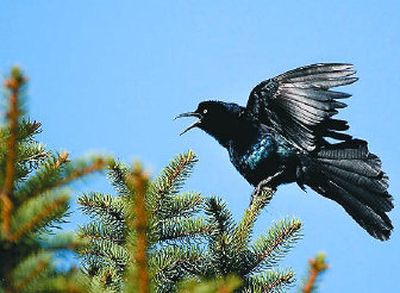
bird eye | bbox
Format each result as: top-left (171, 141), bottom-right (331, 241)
top-left (203, 109), bottom-right (208, 114)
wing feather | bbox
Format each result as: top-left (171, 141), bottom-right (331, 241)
top-left (246, 63), bottom-right (357, 152)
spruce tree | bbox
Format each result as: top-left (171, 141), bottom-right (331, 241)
top-left (200, 191), bottom-right (302, 292)
top-left (78, 150), bottom-right (303, 292)
top-left (0, 67), bottom-right (109, 292)
top-left (0, 66), bottom-right (320, 292)
top-left (78, 151), bottom-right (208, 292)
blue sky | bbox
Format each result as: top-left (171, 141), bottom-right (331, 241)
top-left (1, 1), bottom-right (399, 291)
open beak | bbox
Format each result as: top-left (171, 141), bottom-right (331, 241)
top-left (174, 112), bottom-right (202, 136)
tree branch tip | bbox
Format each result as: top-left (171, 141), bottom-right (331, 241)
top-left (5, 66), bottom-right (27, 91)
top-left (302, 253), bottom-right (329, 293)
top-left (59, 151), bottom-right (70, 160)
top-left (131, 161), bottom-right (150, 181)
top-left (309, 253), bottom-right (329, 272)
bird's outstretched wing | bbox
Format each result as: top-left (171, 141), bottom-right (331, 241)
top-left (245, 63), bottom-right (358, 152)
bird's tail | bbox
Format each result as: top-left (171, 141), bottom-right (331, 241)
top-left (301, 139), bottom-right (394, 240)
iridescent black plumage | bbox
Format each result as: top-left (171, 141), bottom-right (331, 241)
top-left (176, 63), bottom-right (394, 240)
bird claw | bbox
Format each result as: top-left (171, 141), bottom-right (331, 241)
top-left (250, 170), bottom-right (284, 205)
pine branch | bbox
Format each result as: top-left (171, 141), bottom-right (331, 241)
top-left (126, 163), bottom-right (150, 293)
top-left (234, 189), bottom-right (274, 254)
top-left (10, 193), bottom-right (69, 242)
top-left (78, 192), bottom-right (126, 231)
top-left (0, 119), bottom-right (41, 142)
top-left (148, 150), bottom-right (197, 213)
top-left (16, 142), bottom-right (49, 177)
top-left (0, 120), bottom-right (47, 178)
top-left (80, 240), bottom-right (129, 273)
top-left (156, 192), bottom-right (204, 219)
top-left (39, 231), bottom-right (88, 251)
top-left (244, 270), bottom-right (295, 293)
top-left (108, 161), bottom-right (130, 197)
top-left (12, 252), bottom-right (52, 292)
top-left (78, 151), bottom-right (304, 292)
top-left (302, 253), bottom-right (328, 293)
top-left (0, 66), bottom-right (112, 292)
top-left (91, 267), bottom-right (122, 292)
top-left (13, 255), bottom-right (87, 293)
top-left (14, 154), bottom-right (110, 204)
top-left (27, 271), bottom-right (88, 293)
top-left (86, 273), bottom-right (117, 293)
top-left (178, 275), bottom-right (242, 293)
top-left (79, 151), bottom-right (207, 292)
top-left (154, 216), bottom-right (208, 243)
top-left (60, 156), bottom-right (111, 186)
top-left (1, 67), bottom-right (26, 238)
top-left (79, 222), bottom-right (125, 245)
top-left (204, 197), bottom-right (241, 277)
top-left (13, 152), bottom-right (70, 202)
top-left (201, 188), bottom-right (303, 291)
top-left (249, 218), bottom-right (302, 273)
top-left (205, 197), bottom-right (235, 236)
top-left (150, 245), bottom-right (205, 291)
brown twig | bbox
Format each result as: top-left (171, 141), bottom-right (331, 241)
top-left (59, 157), bottom-right (108, 184)
top-left (302, 253), bottom-right (328, 293)
top-left (1, 67), bottom-right (26, 238)
top-left (128, 163), bottom-right (150, 293)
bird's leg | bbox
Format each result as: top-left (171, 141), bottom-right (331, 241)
top-left (257, 169), bottom-right (285, 191)
top-left (250, 169), bottom-right (284, 204)
top-left (295, 165), bottom-right (307, 192)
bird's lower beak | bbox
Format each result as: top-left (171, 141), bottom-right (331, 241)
top-left (174, 112), bottom-right (203, 136)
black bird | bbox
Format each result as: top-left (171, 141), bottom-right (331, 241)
top-left (176, 63), bottom-right (394, 241)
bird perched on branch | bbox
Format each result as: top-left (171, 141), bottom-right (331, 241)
top-left (176, 63), bottom-right (394, 240)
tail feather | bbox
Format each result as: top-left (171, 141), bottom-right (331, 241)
top-left (318, 157), bottom-right (383, 179)
top-left (322, 170), bottom-right (393, 213)
top-left (304, 139), bottom-right (394, 240)
top-left (315, 180), bottom-right (393, 240)
top-left (319, 162), bottom-right (389, 196)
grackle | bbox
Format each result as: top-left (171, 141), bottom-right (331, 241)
top-left (176, 63), bottom-right (393, 240)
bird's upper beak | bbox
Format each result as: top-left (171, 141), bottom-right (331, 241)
top-left (174, 112), bottom-right (203, 135)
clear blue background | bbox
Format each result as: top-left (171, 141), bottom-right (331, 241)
top-left (1, 1), bottom-right (399, 292)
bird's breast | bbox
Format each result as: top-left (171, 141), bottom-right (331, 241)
top-left (228, 135), bottom-right (297, 185)
top-left (236, 138), bottom-right (275, 170)
top-left (229, 137), bottom-right (275, 174)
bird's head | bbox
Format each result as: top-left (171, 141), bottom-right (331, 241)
top-left (175, 100), bottom-right (244, 146)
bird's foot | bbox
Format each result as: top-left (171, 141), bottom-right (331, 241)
top-left (250, 170), bottom-right (284, 205)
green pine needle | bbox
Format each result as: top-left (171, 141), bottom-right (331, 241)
top-left (244, 269), bottom-right (295, 293)
top-left (10, 191), bottom-right (70, 241)
top-left (250, 218), bottom-right (302, 273)
top-left (11, 252), bottom-right (53, 293)
top-left (156, 192), bottom-right (204, 219)
top-left (148, 150), bottom-right (198, 212)
top-left (154, 216), bottom-right (208, 243)
top-left (234, 188), bottom-right (275, 254)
